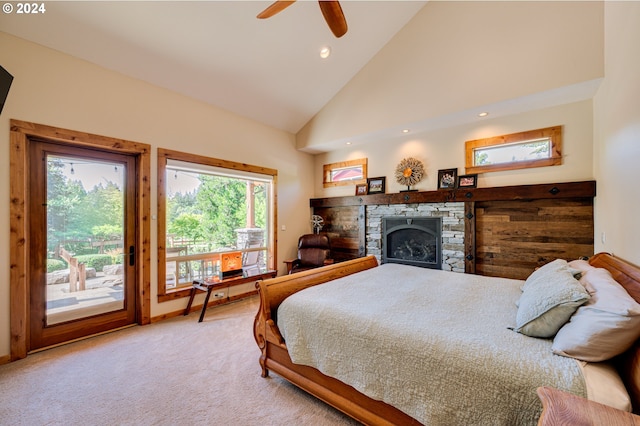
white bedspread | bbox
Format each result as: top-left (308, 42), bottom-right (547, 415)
top-left (277, 263), bottom-right (587, 425)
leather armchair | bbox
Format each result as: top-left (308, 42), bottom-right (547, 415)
top-left (284, 233), bottom-right (333, 274)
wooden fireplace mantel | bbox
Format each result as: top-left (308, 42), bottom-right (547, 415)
top-left (310, 180), bottom-right (596, 208)
top-left (310, 180), bottom-right (596, 280)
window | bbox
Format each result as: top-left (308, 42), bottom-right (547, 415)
top-left (323, 158), bottom-right (367, 188)
top-left (157, 149), bottom-right (276, 300)
top-left (465, 126), bottom-right (562, 174)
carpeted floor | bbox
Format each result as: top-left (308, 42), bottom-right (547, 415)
top-left (0, 297), bottom-right (358, 425)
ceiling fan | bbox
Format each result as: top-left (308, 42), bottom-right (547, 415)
top-left (257, 1), bottom-right (348, 38)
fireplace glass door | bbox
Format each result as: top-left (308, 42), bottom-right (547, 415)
top-left (382, 217), bottom-right (442, 269)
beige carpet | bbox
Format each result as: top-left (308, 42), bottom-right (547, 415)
top-left (0, 297), bottom-right (358, 425)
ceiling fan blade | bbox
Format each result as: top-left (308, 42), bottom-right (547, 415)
top-left (257, 0), bottom-right (296, 19)
top-left (318, 1), bottom-right (348, 38)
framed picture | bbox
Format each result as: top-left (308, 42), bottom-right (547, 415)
top-left (437, 168), bottom-right (457, 190)
top-left (367, 177), bottom-right (386, 194)
top-left (457, 174), bottom-right (478, 188)
top-left (355, 183), bottom-right (368, 195)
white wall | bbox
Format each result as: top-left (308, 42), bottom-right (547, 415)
top-left (593, 2), bottom-right (640, 265)
top-left (316, 100), bottom-right (594, 198)
top-left (0, 32), bottom-right (315, 358)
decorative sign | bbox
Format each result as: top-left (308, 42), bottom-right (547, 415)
top-left (221, 251), bottom-right (242, 276)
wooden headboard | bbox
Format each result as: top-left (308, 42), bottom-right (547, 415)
top-left (589, 252), bottom-right (640, 413)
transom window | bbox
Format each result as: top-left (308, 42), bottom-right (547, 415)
top-left (157, 149), bottom-right (276, 300)
top-left (465, 126), bottom-right (562, 174)
top-left (323, 158), bottom-right (367, 187)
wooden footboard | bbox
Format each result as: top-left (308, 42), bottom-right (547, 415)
top-left (253, 255), bottom-right (420, 425)
top-left (253, 256), bottom-right (378, 370)
top-left (262, 338), bottom-right (421, 425)
top-left (253, 255), bottom-right (379, 376)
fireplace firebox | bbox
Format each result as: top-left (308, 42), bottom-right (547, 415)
top-left (382, 217), bottom-right (442, 269)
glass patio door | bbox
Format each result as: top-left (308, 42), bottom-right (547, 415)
top-left (29, 141), bottom-right (137, 350)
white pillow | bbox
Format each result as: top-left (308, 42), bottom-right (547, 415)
top-left (552, 267), bottom-right (640, 361)
top-left (568, 259), bottom-right (596, 274)
top-left (578, 360), bottom-right (632, 412)
top-left (515, 260), bottom-right (590, 338)
top-left (521, 259), bottom-right (582, 292)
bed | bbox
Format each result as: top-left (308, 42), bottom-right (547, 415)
top-left (253, 252), bottom-right (640, 425)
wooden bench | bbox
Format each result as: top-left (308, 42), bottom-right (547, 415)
top-left (184, 270), bottom-right (276, 322)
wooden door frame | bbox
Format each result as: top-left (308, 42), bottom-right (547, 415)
top-left (9, 120), bottom-right (151, 360)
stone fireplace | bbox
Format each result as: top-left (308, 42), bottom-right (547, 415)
top-left (383, 217), bottom-right (442, 269)
top-left (366, 202), bottom-right (465, 272)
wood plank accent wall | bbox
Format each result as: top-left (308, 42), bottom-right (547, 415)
top-left (475, 198), bottom-right (594, 279)
top-left (313, 205), bottom-right (365, 262)
top-left (311, 181), bottom-right (596, 280)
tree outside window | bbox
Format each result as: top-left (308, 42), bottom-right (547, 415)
top-left (157, 149), bottom-right (276, 297)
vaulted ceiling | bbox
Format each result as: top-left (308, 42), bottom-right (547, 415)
top-left (0, 1), bottom-right (427, 134)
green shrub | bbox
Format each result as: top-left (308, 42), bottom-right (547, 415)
top-left (47, 259), bottom-right (67, 273)
top-left (75, 254), bottom-right (113, 272)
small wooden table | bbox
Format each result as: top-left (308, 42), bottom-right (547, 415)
top-left (537, 386), bottom-right (640, 426)
top-left (183, 270), bottom-right (276, 322)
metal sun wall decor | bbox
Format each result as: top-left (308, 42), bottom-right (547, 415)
top-left (395, 157), bottom-right (425, 192)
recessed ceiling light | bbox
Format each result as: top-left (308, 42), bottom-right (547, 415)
top-left (402, 129), bottom-right (410, 133)
top-left (478, 112), bottom-right (489, 117)
top-left (320, 46), bottom-right (331, 59)
top-left (346, 141), bottom-right (352, 145)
